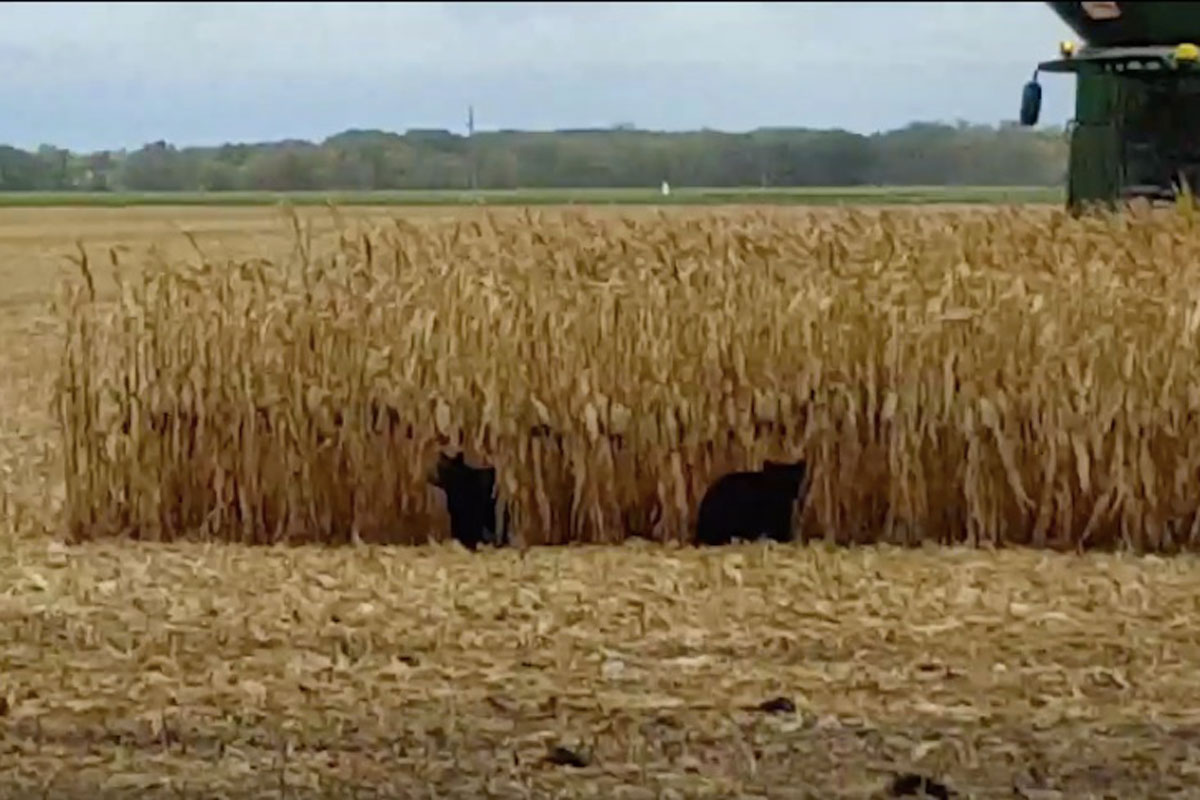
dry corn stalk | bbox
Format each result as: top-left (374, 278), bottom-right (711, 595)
top-left (52, 203), bottom-right (1200, 552)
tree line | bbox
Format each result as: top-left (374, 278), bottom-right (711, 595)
top-left (0, 121), bottom-right (1067, 192)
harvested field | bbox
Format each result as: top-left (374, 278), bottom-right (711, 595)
top-left (4, 205), bottom-right (1200, 797)
top-left (4, 538), bottom-right (1200, 798)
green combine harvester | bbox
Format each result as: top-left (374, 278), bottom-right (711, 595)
top-left (1022, 1), bottom-right (1200, 209)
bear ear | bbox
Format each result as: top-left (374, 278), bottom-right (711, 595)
top-left (427, 461), bottom-right (445, 486)
top-left (764, 459), bottom-right (805, 475)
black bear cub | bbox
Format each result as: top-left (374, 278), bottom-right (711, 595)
top-left (695, 459), bottom-right (808, 546)
top-left (428, 452), bottom-right (509, 550)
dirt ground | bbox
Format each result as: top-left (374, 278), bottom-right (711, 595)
top-left (3, 205), bottom-right (1199, 799)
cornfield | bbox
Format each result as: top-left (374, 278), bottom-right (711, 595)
top-left (53, 203), bottom-right (1200, 551)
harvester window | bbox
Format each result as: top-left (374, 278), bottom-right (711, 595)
top-left (1120, 75), bottom-right (1200, 197)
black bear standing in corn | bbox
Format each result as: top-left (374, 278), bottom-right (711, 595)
top-left (428, 451), bottom-right (509, 550)
top-left (695, 459), bottom-right (808, 546)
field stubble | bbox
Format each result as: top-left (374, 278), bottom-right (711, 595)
top-left (5, 537), bottom-right (1200, 798)
top-left (4, 204), bottom-right (1200, 796)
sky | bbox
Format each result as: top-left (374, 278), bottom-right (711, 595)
top-left (0, 2), bottom-right (1078, 152)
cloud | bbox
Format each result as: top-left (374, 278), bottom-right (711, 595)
top-left (0, 2), bottom-right (1078, 150)
top-left (0, 2), bottom-right (1074, 77)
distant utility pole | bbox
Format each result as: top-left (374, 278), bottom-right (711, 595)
top-left (467, 104), bottom-right (478, 191)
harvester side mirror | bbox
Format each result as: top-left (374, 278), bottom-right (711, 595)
top-left (1020, 78), bottom-right (1043, 127)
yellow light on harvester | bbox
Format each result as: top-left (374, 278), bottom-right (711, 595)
top-left (1176, 42), bottom-right (1200, 61)
top-left (1059, 40), bottom-right (1076, 57)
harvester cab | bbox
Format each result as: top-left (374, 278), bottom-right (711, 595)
top-left (1022, 1), bottom-right (1200, 210)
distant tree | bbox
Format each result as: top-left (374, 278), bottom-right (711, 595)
top-left (0, 122), bottom-right (1071, 192)
top-left (241, 148), bottom-right (321, 191)
top-left (35, 144), bottom-right (72, 189)
top-left (119, 142), bottom-right (194, 191)
top-left (80, 152), bottom-right (114, 190)
top-left (196, 160), bottom-right (238, 191)
top-left (0, 146), bottom-right (44, 190)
